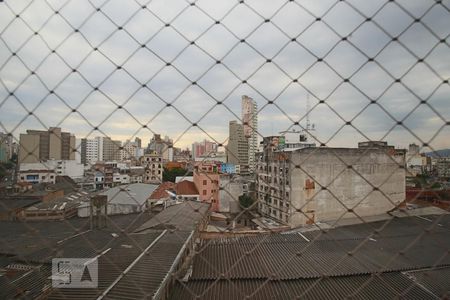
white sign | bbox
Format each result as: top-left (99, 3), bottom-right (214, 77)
top-left (52, 258), bottom-right (98, 288)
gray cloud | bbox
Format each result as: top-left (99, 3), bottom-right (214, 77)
top-left (0, 0), bottom-right (449, 152)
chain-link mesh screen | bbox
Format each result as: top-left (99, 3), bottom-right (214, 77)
top-left (0, 0), bottom-right (449, 299)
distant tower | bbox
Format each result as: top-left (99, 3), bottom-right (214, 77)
top-left (304, 93), bottom-right (315, 140)
top-left (242, 95), bottom-right (258, 173)
top-left (227, 121), bottom-right (249, 174)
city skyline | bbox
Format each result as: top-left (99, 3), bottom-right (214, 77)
top-left (1, 1), bottom-right (449, 152)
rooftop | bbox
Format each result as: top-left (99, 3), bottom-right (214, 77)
top-left (171, 214), bottom-right (450, 299)
top-left (100, 183), bottom-right (157, 206)
top-left (0, 198), bottom-right (41, 213)
top-left (136, 201), bottom-right (210, 231)
top-left (149, 182), bottom-right (175, 200)
top-left (175, 180), bottom-right (198, 195)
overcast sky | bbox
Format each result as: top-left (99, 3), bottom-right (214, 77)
top-left (0, 0), bottom-right (449, 151)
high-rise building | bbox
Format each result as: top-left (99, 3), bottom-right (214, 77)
top-left (146, 134), bottom-right (173, 161)
top-left (242, 95), bottom-right (258, 172)
top-left (256, 142), bottom-right (405, 227)
top-left (227, 120), bottom-right (249, 174)
top-left (18, 127), bottom-right (75, 164)
top-left (140, 152), bottom-right (163, 184)
top-left (192, 140), bottom-right (218, 159)
top-left (101, 137), bottom-right (121, 162)
top-left (0, 132), bottom-right (14, 163)
top-left (79, 136), bottom-right (122, 165)
top-left (121, 140), bottom-right (136, 160)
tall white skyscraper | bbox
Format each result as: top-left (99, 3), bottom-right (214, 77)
top-left (242, 95), bottom-right (258, 172)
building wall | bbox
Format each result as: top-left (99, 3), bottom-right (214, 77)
top-left (20, 160), bottom-right (84, 180)
top-left (436, 157), bottom-right (450, 177)
top-left (18, 134), bottom-right (40, 164)
top-left (140, 153), bottom-right (163, 184)
top-left (18, 170), bottom-right (56, 184)
top-left (242, 95), bottom-right (258, 172)
top-left (219, 175), bottom-right (244, 213)
top-left (257, 147), bottom-right (405, 227)
top-left (49, 127), bottom-right (62, 160)
top-left (194, 171), bottom-right (220, 212)
top-left (0, 133), bottom-right (14, 162)
top-left (227, 121), bottom-right (249, 173)
top-left (102, 137), bottom-right (122, 161)
top-left (19, 128), bottom-right (75, 164)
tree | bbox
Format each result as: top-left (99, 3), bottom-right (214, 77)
top-left (239, 194), bottom-right (254, 209)
top-left (162, 167), bottom-right (192, 182)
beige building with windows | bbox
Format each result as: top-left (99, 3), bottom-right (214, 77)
top-left (19, 127), bottom-right (75, 164)
top-left (242, 95), bottom-right (258, 173)
top-left (226, 120), bottom-right (249, 174)
top-left (140, 152), bottom-right (163, 184)
top-left (257, 143), bottom-right (406, 227)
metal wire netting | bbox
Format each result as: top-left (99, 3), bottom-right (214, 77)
top-left (0, 0), bottom-right (449, 299)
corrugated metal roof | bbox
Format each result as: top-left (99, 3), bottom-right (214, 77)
top-left (302, 214), bottom-right (450, 241)
top-left (190, 216), bottom-right (450, 280)
top-left (407, 267), bottom-right (450, 298)
top-left (101, 183), bottom-right (157, 206)
top-left (0, 213), bottom-right (154, 258)
top-left (0, 198), bottom-right (41, 213)
top-left (104, 231), bottom-right (192, 299)
top-left (46, 231), bottom-right (166, 299)
top-left (136, 201), bottom-right (209, 231)
top-left (170, 273), bottom-right (437, 300)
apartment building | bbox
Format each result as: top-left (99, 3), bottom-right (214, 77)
top-left (242, 95), bottom-right (258, 172)
top-left (140, 152), bottom-right (163, 184)
top-left (227, 120), bottom-right (249, 174)
top-left (19, 127), bottom-right (75, 164)
top-left (256, 142), bottom-right (406, 227)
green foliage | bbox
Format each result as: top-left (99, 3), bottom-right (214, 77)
top-left (430, 182), bottom-right (442, 189)
top-left (239, 194), bottom-right (254, 209)
top-left (162, 167), bottom-right (191, 183)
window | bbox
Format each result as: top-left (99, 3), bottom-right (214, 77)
top-left (203, 180), bottom-right (207, 185)
top-left (203, 190), bottom-right (207, 195)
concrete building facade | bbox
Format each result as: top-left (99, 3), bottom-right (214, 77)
top-left (192, 140), bottom-right (218, 159)
top-left (19, 160), bottom-right (84, 180)
top-left (0, 132), bottom-right (14, 162)
top-left (227, 120), bottom-right (249, 174)
top-left (256, 146), bottom-right (406, 227)
top-left (18, 169), bottom-right (56, 184)
top-left (242, 95), bottom-right (258, 173)
top-left (140, 152), bottom-right (163, 184)
top-left (194, 170), bottom-right (220, 212)
top-left (146, 134), bottom-right (173, 161)
top-left (19, 127), bottom-right (75, 164)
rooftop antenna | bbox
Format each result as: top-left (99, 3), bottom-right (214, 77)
top-left (305, 93), bottom-right (315, 138)
top-left (306, 93), bottom-right (311, 132)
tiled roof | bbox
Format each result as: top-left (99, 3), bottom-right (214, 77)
top-left (175, 180), bottom-right (199, 195)
top-left (149, 182), bottom-right (175, 200)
